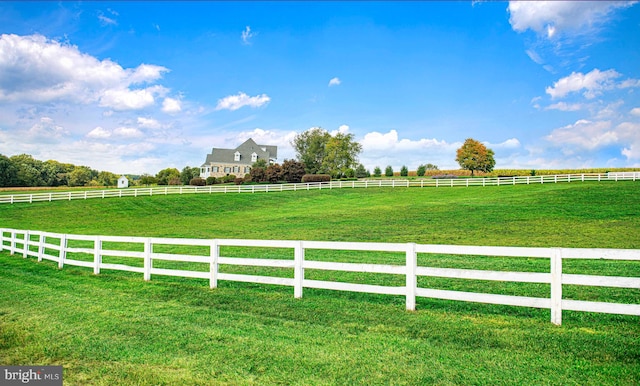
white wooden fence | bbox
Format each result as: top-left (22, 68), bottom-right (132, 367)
top-left (1, 172), bottom-right (638, 204)
top-left (2, 227), bottom-right (639, 325)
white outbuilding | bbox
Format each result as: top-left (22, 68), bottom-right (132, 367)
top-left (117, 176), bottom-right (129, 188)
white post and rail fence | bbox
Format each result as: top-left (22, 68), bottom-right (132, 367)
top-left (0, 172), bottom-right (638, 205)
top-left (2, 227), bottom-right (639, 325)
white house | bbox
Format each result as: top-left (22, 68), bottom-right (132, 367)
top-left (117, 176), bottom-right (129, 188)
top-left (200, 138), bottom-right (278, 178)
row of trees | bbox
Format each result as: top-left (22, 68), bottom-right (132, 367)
top-left (138, 166), bottom-right (201, 186)
top-left (371, 163), bottom-right (440, 177)
top-left (0, 154), bottom-right (121, 188)
top-left (291, 129), bottom-right (495, 178)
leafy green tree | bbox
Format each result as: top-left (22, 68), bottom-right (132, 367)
top-left (355, 164), bottom-right (369, 178)
top-left (180, 166), bottom-right (201, 185)
top-left (291, 127), bottom-right (331, 174)
top-left (156, 168), bottom-right (180, 185)
top-left (292, 128), bottom-right (362, 177)
top-left (10, 154), bottom-right (45, 187)
top-left (97, 171), bottom-right (119, 187)
top-left (385, 165), bottom-right (394, 177)
top-left (0, 154), bottom-right (18, 187)
top-left (68, 166), bottom-right (95, 187)
top-left (252, 159), bottom-right (268, 169)
top-left (373, 166), bottom-right (382, 177)
top-left (400, 165), bottom-right (408, 177)
top-left (416, 164), bottom-right (426, 177)
top-left (322, 133), bottom-right (363, 178)
top-left (281, 159), bottom-right (306, 183)
top-left (455, 138), bottom-right (495, 176)
top-left (42, 160), bottom-right (74, 186)
top-left (139, 174), bottom-right (157, 186)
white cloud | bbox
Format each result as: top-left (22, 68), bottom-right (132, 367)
top-left (113, 126), bottom-right (143, 138)
top-left (0, 34), bottom-right (170, 110)
top-left (358, 129), bottom-right (463, 170)
top-left (137, 117), bottom-right (162, 129)
top-left (525, 49), bottom-right (544, 65)
top-left (26, 117), bottom-right (70, 140)
top-left (508, 1), bottom-right (635, 38)
top-left (630, 107), bottom-right (640, 116)
top-left (328, 77), bottom-right (341, 87)
top-left (330, 124), bottom-right (350, 136)
top-left (545, 102), bottom-right (584, 111)
top-left (97, 9), bottom-right (118, 26)
top-left (162, 97), bottom-right (182, 113)
top-left (594, 100), bottom-right (625, 120)
top-left (619, 78), bottom-right (640, 89)
top-left (98, 11), bottom-right (118, 26)
top-left (546, 119), bottom-right (617, 150)
top-left (491, 138), bottom-right (521, 149)
top-left (215, 92), bottom-right (270, 111)
top-left (87, 126), bottom-right (111, 139)
top-left (86, 126), bottom-right (143, 139)
top-left (98, 14), bottom-right (117, 26)
top-left (617, 122), bottom-right (640, 160)
top-left (241, 26), bottom-right (256, 45)
top-left (545, 69), bottom-right (622, 99)
top-left (128, 64), bottom-right (168, 84)
top-left (99, 87), bottom-right (158, 110)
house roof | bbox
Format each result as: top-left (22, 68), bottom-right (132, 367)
top-left (202, 138), bottom-right (277, 166)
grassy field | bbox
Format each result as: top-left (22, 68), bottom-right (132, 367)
top-left (1, 182), bottom-right (639, 385)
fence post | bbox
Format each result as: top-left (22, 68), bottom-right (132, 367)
top-left (58, 234), bottom-right (67, 269)
top-left (210, 240), bottom-right (219, 289)
top-left (0, 229), bottom-right (3, 252)
top-left (38, 234), bottom-right (45, 262)
top-left (23, 230), bottom-right (29, 258)
top-left (144, 239), bottom-right (152, 281)
top-left (550, 248), bottom-right (563, 325)
top-left (406, 243), bottom-right (417, 311)
top-left (294, 241), bottom-right (304, 298)
top-left (10, 230), bottom-right (16, 255)
top-left (93, 236), bottom-right (102, 275)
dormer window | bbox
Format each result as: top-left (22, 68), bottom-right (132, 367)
top-left (234, 151), bottom-right (241, 161)
top-left (251, 152), bottom-right (258, 162)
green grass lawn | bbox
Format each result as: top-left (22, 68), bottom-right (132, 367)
top-left (1, 182), bottom-right (639, 385)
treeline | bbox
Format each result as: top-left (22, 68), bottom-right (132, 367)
top-left (0, 154), bottom-right (124, 188)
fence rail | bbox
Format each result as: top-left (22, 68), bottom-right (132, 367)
top-left (2, 227), bottom-right (639, 325)
top-left (0, 172), bottom-right (638, 204)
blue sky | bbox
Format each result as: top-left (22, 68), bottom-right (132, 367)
top-left (0, 1), bottom-right (639, 174)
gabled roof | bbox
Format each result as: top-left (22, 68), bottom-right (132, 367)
top-left (202, 138), bottom-right (277, 166)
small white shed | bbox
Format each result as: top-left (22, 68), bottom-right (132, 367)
top-left (117, 176), bottom-right (129, 189)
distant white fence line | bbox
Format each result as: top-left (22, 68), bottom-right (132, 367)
top-left (1, 172), bottom-right (638, 205)
top-left (2, 227), bottom-right (639, 325)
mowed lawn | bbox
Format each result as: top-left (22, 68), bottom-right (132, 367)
top-left (1, 182), bottom-right (639, 385)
